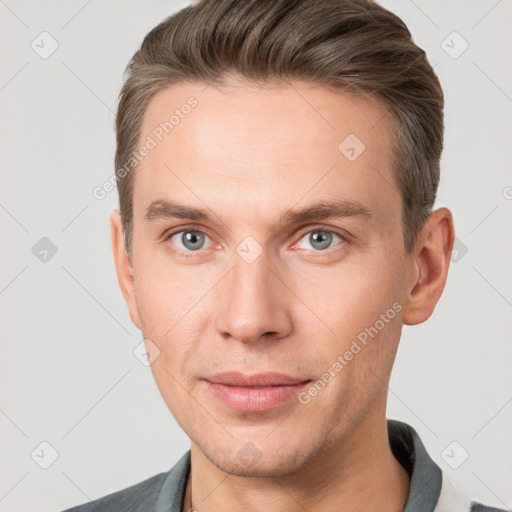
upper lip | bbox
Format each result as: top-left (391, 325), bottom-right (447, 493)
top-left (204, 372), bottom-right (311, 387)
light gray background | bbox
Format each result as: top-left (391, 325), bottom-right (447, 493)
top-left (1, 1), bottom-right (511, 511)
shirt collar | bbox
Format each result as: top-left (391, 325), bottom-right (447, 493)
top-left (388, 419), bottom-right (443, 511)
top-left (155, 419), bottom-right (443, 512)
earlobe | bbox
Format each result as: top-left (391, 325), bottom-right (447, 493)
top-left (402, 208), bottom-right (455, 326)
top-left (110, 210), bottom-right (142, 330)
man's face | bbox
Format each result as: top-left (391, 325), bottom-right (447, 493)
top-left (117, 80), bottom-right (417, 476)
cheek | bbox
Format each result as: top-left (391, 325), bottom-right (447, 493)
top-left (133, 259), bottom-right (203, 336)
top-left (133, 260), bottom-right (212, 372)
top-left (299, 260), bottom-right (400, 333)
top-left (293, 255), bottom-right (404, 387)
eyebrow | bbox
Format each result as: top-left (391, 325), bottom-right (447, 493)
top-left (144, 198), bottom-right (372, 226)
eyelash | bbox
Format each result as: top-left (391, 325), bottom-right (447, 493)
top-left (163, 225), bottom-right (349, 255)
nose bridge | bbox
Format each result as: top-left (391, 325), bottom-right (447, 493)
top-left (214, 248), bottom-right (292, 344)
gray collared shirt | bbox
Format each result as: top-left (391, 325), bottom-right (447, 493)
top-left (61, 419), bottom-right (506, 512)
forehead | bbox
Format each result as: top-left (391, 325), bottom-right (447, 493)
top-left (134, 80), bottom-right (398, 228)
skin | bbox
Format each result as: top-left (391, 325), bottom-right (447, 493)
top-left (110, 79), bottom-right (455, 512)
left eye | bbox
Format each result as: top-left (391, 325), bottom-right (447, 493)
top-left (296, 230), bottom-right (344, 251)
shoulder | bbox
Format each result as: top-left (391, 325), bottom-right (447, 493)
top-left (470, 503), bottom-right (509, 512)
top-left (435, 471), bottom-right (507, 512)
top-left (60, 471), bottom-right (168, 512)
top-left (60, 450), bottom-right (192, 512)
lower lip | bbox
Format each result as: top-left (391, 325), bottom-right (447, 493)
top-left (203, 380), bottom-right (311, 413)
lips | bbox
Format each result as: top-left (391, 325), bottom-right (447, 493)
top-left (204, 371), bottom-right (310, 387)
top-left (202, 372), bottom-right (312, 413)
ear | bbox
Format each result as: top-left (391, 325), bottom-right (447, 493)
top-left (402, 207), bottom-right (455, 325)
top-left (110, 210), bottom-right (142, 330)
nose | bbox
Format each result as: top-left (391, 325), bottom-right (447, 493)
top-left (213, 250), bottom-right (293, 345)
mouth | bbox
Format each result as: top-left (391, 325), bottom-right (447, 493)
top-left (202, 372), bottom-right (312, 413)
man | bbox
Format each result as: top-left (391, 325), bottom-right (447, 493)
top-left (62, 0), bottom-right (507, 511)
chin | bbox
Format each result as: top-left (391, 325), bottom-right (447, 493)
top-left (199, 439), bottom-right (315, 478)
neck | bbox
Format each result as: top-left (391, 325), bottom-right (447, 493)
top-left (182, 408), bottom-right (410, 512)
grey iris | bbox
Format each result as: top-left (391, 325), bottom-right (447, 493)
top-left (182, 231), bottom-right (205, 250)
top-left (310, 231), bottom-right (332, 250)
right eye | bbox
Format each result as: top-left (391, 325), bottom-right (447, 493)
top-left (167, 229), bottom-right (213, 252)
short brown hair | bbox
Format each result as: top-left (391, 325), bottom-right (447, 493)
top-left (115, 0), bottom-right (444, 260)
